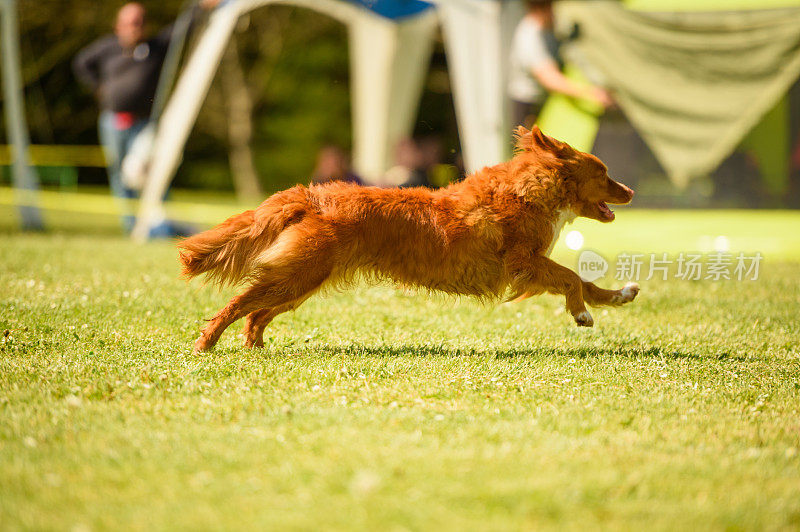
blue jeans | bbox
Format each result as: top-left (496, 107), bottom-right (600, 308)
top-left (98, 111), bottom-right (146, 232)
top-left (98, 111), bottom-right (185, 237)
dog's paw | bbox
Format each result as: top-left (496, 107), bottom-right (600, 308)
top-left (621, 282), bottom-right (640, 302)
top-left (613, 282), bottom-right (640, 305)
top-left (574, 310), bottom-right (594, 327)
top-left (243, 337), bottom-right (265, 349)
top-left (193, 334), bottom-right (212, 355)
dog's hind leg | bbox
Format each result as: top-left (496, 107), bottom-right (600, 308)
top-left (194, 220), bottom-right (340, 353)
top-left (194, 285), bottom-right (268, 354)
top-left (243, 308), bottom-right (279, 348)
top-left (194, 268), bottom-right (330, 354)
top-left (242, 292), bottom-right (315, 348)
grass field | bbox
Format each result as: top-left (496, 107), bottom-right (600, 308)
top-left (1, 199), bottom-right (799, 530)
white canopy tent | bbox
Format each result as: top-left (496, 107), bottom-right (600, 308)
top-left (132, 0), bottom-right (523, 240)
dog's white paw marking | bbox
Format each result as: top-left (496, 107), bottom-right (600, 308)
top-left (621, 282), bottom-right (639, 302)
top-left (613, 282), bottom-right (640, 304)
top-left (574, 310), bottom-right (594, 327)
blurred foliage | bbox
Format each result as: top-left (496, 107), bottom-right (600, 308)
top-left (2, 2), bottom-right (460, 194)
top-left (189, 6), bottom-right (354, 192)
top-left (12, 1), bottom-right (791, 205)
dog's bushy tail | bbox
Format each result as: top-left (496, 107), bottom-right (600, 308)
top-left (178, 187), bottom-right (308, 286)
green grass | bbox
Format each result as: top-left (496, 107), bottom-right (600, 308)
top-left (1, 201), bottom-right (799, 530)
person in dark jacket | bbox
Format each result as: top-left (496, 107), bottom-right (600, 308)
top-left (73, 1), bottom-right (218, 236)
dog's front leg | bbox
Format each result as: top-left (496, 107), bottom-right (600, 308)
top-left (510, 254), bottom-right (593, 327)
top-left (581, 280), bottom-right (640, 307)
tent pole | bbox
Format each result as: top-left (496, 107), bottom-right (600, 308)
top-left (131, 4), bottom-right (241, 241)
top-left (438, 0), bottom-right (511, 173)
top-left (1, 0), bottom-right (43, 230)
top-left (349, 10), bottom-right (437, 184)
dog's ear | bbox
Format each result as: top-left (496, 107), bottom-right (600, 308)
top-left (530, 126), bottom-right (549, 147)
top-left (513, 125), bottom-right (532, 152)
top-left (514, 125), bottom-right (566, 154)
top-left (531, 126), bottom-right (565, 152)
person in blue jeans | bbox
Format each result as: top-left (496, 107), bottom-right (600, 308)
top-left (74, 1), bottom-right (218, 236)
top-left (96, 109), bottom-right (147, 233)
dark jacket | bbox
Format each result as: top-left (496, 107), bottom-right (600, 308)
top-left (73, 8), bottom-right (199, 118)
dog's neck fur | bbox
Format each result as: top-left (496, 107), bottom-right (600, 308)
top-left (545, 208), bottom-right (577, 256)
top-left (505, 159), bottom-right (574, 213)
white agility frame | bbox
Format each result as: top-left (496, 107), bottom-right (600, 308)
top-left (132, 0), bottom-right (523, 240)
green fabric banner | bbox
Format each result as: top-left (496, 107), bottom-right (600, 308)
top-left (558, 1), bottom-right (800, 186)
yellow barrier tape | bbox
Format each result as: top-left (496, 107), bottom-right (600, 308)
top-left (0, 145), bottom-right (107, 167)
top-left (0, 187), bottom-right (256, 226)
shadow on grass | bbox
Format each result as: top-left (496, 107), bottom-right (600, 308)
top-left (253, 343), bottom-right (749, 362)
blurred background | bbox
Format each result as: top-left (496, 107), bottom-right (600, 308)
top-left (1, 0), bottom-right (800, 238)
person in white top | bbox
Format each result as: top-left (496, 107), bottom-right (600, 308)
top-left (508, 0), bottom-right (613, 128)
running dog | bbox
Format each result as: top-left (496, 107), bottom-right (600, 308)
top-left (179, 126), bottom-right (639, 353)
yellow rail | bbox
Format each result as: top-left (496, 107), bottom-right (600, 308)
top-left (0, 145), bottom-right (106, 167)
top-left (0, 186), bottom-right (255, 226)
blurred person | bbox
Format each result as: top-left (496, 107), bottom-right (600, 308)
top-left (310, 145), bottom-right (362, 185)
top-left (382, 137), bottom-right (448, 189)
top-left (382, 138), bottom-right (428, 188)
top-left (508, 0), bottom-right (613, 128)
top-left (73, 1), bottom-right (219, 237)
top-left (416, 135), bottom-right (444, 187)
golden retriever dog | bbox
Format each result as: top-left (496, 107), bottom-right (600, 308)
top-left (179, 126), bottom-right (639, 353)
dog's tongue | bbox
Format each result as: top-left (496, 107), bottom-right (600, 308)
top-left (599, 202), bottom-right (615, 220)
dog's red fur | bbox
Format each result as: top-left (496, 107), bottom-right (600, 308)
top-left (179, 126), bottom-right (639, 353)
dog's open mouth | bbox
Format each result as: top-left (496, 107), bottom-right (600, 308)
top-left (598, 201), bottom-right (615, 221)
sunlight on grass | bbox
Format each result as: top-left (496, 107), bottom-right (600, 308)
top-left (1, 204), bottom-right (799, 529)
